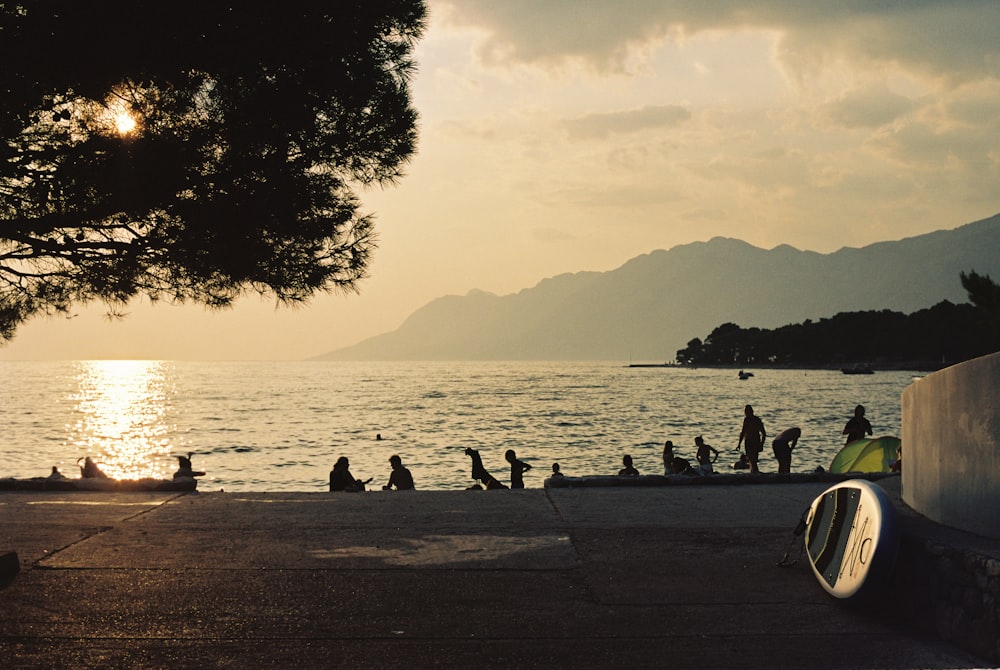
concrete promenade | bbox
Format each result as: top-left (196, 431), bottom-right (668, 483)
top-left (0, 479), bottom-right (993, 669)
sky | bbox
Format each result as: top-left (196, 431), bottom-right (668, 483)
top-left (2, 0), bottom-right (1000, 360)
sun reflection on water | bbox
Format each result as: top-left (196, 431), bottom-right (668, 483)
top-left (67, 360), bottom-right (178, 480)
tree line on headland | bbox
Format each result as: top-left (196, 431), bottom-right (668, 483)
top-left (675, 271), bottom-right (1000, 369)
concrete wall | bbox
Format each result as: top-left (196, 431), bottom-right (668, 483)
top-left (901, 351), bottom-right (1000, 539)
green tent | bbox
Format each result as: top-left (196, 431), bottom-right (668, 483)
top-left (829, 436), bottom-right (901, 474)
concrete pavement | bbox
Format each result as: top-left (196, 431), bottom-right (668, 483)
top-left (0, 480), bottom-right (992, 669)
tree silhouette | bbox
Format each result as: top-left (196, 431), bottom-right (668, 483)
top-left (0, 1), bottom-right (426, 340)
top-left (675, 301), bottom-right (995, 368)
top-left (961, 270), bottom-right (1000, 341)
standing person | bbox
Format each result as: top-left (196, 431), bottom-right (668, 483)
top-left (505, 449), bottom-right (532, 489)
top-left (843, 404), bottom-right (873, 444)
top-left (737, 405), bottom-right (767, 474)
top-left (771, 427), bottom-right (802, 474)
top-left (694, 436), bottom-right (719, 474)
top-left (618, 454), bottom-right (639, 476)
top-left (382, 454), bottom-right (415, 491)
top-left (662, 440), bottom-right (675, 475)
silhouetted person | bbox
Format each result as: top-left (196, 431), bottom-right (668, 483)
top-left (78, 456), bottom-right (109, 479)
top-left (671, 456), bottom-right (696, 476)
top-left (329, 456), bottom-right (368, 492)
top-left (890, 445), bottom-right (902, 473)
top-left (843, 404), bottom-right (873, 444)
top-left (618, 454), bottom-right (639, 477)
top-left (662, 440), bottom-right (675, 475)
top-left (550, 463), bottom-right (565, 478)
top-left (771, 427), bottom-right (801, 474)
top-left (465, 447), bottom-right (507, 489)
top-left (47, 466), bottom-right (66, 480)
top-left (382, 454), bottom-right (415, 490)
top-left (732, 454), bottom-right (750, 470)
top-left (505, 449), bottom-right (532, 489)
top-left (695, 436), bottom-right (719, 474)
top-left (737, 404), bottom-right (766, 474)
top-left (173, 452), bottom-right (205, 479)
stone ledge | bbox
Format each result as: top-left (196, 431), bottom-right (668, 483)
top-left (544, 471), bottom-right (898, 488)
top-left (892, 505), bottom-right (1000, 664)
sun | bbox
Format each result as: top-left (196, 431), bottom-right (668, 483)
top-left (114, 110), bottom-right (137, 135)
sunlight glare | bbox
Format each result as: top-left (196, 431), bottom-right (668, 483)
top-left (114, 111), bottom-right (137, 135)
top-left (67, 360), bottom-right (180, 480)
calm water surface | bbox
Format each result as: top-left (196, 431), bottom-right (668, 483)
top-left (0, 361), bottom-right (918, 491)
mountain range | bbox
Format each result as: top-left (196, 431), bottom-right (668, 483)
top-left (317, 213), bottom-right (1000, 361)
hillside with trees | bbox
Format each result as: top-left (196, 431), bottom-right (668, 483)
top-left (319, 214), bottom-right (1000, 361)
top-left (674, 300), bottom-right (997, 369)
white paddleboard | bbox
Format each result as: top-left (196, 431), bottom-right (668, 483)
top-left (804, 479), bottom-right (899, 600)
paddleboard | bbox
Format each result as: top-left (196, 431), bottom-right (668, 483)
top-left (804, 479), bottom-right (899, 600)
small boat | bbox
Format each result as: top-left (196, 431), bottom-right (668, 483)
top-left (841, 365), bottom-right (874, 375)
top-left (627, 362), bottom-right (681, 368)
top-left (738, 370), bottom-right (754, 380)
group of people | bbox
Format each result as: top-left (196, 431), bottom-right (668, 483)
top-left (623, 402), bottom-right (875, 478)
top-left (463, 447), bottom-right (533, 490)
top-left (329, 454), bottom-right (414, 492)
top-left (735, 404), bottom-right (801, 474)
top-left (330, 403), bottom-right (876, 491)
top-left (329, 447), bottom-right (534, 492)
top-left (724, 403), bottom-right (872, 475)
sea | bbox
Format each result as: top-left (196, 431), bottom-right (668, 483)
top-left (0, 361), bottom-right (919, 492)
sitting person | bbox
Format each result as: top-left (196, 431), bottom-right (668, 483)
top-left (618, 454), bottom-right (639, 477)
top-left (78, 456), bottom-right (109, 479)
top-left (173, 452), bottom-right (206, 479)
top-left (670, 456), bottom-right (697, 476)
top-left (329, 456), bottom-right (369, 492)
top-left (662, 440), bottom-right (675, 475)
top-left (550, 462), bottom-right (565, 478)
top-left (382, 454), bottom-right (415, 491)
top-left (732, 454), bottom-right (750, 470)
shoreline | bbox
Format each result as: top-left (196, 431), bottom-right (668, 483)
top-left (628, 361), bottom-right (945, 372)
top-left (0, 470), bottom-right (900, 494)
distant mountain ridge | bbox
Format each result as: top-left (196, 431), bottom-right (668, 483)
top-left (317, 213), bottom-right (1000, 361)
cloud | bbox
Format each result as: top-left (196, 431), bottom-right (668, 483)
top-left (434, 0), bottom-right (1000, 83)
top-left (562, 104), bottom-right (691, 139)
top-left (820, 84), bottom-right (917, 129)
